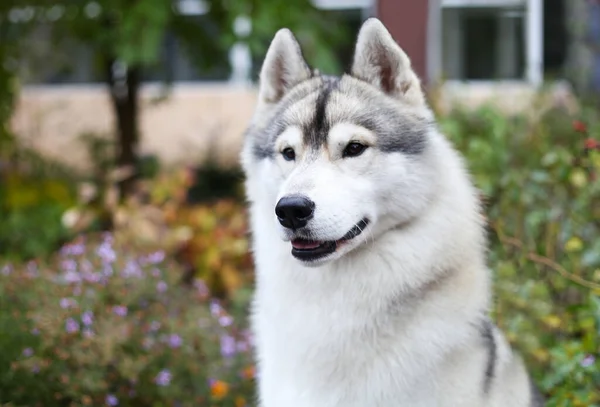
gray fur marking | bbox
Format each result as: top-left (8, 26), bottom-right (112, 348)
top-left (480, 319), bottom-right (497, 395)
top-left (302, 76), bottom-right (340, 151)
top-left (250, 74), bottom-right (431, 161)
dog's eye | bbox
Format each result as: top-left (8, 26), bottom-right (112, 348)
top-left (282, 147), bottom-right (296, 161)
top-left (343, 142), bottom-right (367, 158)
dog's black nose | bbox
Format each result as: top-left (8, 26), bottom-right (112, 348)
top-left (275, 195), bottom-right (315, 230)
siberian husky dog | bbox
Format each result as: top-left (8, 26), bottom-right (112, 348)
top-left (240, 18), bottom-right (544, 407)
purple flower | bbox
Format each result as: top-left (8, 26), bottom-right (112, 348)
top-left (236, 339), bottom-right (250, 353)
top-left (60, 298), bottom-right (77, 309)
top-left (581, 355), bottom-right (596, 368)
top-left (219, 315), bottom-right (233, 327)
top-left (65, 318), bottom-right (80, 333)
top-left (151, 268), bottom-right (161, 278)
top-left (112, 306), bottom-right (128, 317)
top-left (193, 279), bottom-right (209, 297)
top-left (156, 281), bottom-right (167, 293)
top-left (150, 321), bottom-right (161, 332)
top-left (167, 334), bottom-right (182, 349)
top-left (82, 311), bottom-right (94, 326)
top-left (63, 271), bottom-right (81, 284)
top-left (220, 334), bottom-right (237, 358)
top-left (31, 328), bottom-right (40, 336)
top-left (146, 251), bottom-right (165, 265)
top-left (122, 260), bottom-right (142, 279)
top-left (60, 242), bottom-right (85, 256)
top-left (97, 241), bottom-right (116, 264)
top-left (210, 300), bottom-right (222, 317)
top-left (105, 394), bottom-right (118, 406)
top-left (1, 264), bottom-right (13, 276)
top-left (61, 259), bottom-right (77, 273)
top-left (73, 286), bottom-right (82, 296)
top-left (22, 348), bottom-right (33, 357)
top-left (83, 272), bottom-right (101, 284)
top-left (32, 364), bottom-right (40, 373)
top-left (154, 369), bottom-right (172, 386)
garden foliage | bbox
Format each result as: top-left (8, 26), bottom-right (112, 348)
top-left (0, 102), bottom-right (599, 406)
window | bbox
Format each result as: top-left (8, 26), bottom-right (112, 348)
top-left (441, 5), bottom-right (526, 80)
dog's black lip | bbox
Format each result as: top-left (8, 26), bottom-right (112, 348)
top-left (339, 218), bottom-right (369, 241)
top-left (291, 218), bottom-right (370, 261)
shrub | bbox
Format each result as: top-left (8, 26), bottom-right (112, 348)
top-left (439, 104), bottom-right (600, 406)
top-left (0, 234), bottom-right (255, 407)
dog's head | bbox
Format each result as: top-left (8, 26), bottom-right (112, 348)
top-left (242, 18), bottom-right (440, 267)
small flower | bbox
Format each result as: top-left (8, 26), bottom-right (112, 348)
top-left (31, 328), bottom-right (40, 335)
top-left (210, 300), bottom-right (222, 317)
top-left (146, 251), bottom-right (165, 265)
top-left (32, 364), bottom-right (40, 373)
top-left (65, 318), bottom-right (80, 333)
top-left (83, 328), bottom-right (94, 338)
top-left (236, 339), bottom-right (250, 353)
top-left (60, 298), bottom-right (77, 309)
top-left (60, 242), bottom-right (86, 256)
top-left (105, 394), bottom-right (118, 406)
top-left (584, 137), bottom-right (599, 150)
top-left (82, 311), bottom-right (94, 326)
top-left (156, 281), bottom-right (168, 293)
top-left (573, 120), bottom-right (587, 133)
top-left (61, 259), bottom-right (77, 274)
top-left (193, 279), bottom-right (210, 297)
top-left (63, 271), bottom-right (81, 284)
top-left (150, 321), bottom-right (161, 332)
top-left (83, 271), bottom-right (101, 284)
top-left (122, 260), bottom-right (142, 279)
top-left (220, 334), bottom-right (237, 358)
top-left (209, 379), bottom-right (229, 399)
top-left (60, 298), bottom-right (69, 309)
top-left (22, 348), bottom-right (33, 357)
top-left (167, 334), bottom-right (183, 349)
top-left (97, 241), bottom-right (116, 264)
top-left (240, 365), bottom-right (255, 380)
top-left (581, 355), bottom-right (596, 368)
top-left (112, 306), bottom-right (128, 317)
top-left (1, 264), bottom-right (13, 276)
top-left (219, 315), bottom-right (233, 327)
top-left (151, 268), bottom-right (161, 278)
top-left (154, 369), bottom-right (172, 386)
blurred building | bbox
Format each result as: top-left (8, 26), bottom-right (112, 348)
top-left (16, 0), bottom-right (569, 87)
top-left (10, 0), bottom-right (584, 170)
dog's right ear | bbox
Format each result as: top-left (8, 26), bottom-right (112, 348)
top-left (258, 29), bottom-right (312, 105)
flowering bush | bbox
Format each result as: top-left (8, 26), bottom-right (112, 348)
top-left (0, 234), bottom-right (255, 407)
top-left (439, 103), bottom-right (600, 407)
top-left (1, 101), bottom-right (600, 407)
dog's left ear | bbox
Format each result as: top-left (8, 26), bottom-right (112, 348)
top-left (351, 18), bottom-right (425, 106)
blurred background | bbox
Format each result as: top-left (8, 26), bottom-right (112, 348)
top-left (1, 0), bottom-right (599, 406)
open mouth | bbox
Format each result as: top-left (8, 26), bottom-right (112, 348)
top-left (291, 218), bottom-right (369, 262)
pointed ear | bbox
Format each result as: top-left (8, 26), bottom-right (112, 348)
top-left (350, 18), bottom-right (425, 105)
top-left (258, 28), bottom-right (312, 104)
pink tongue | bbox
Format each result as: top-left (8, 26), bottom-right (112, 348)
top-left (292, 240), bottom-right (322, 250)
